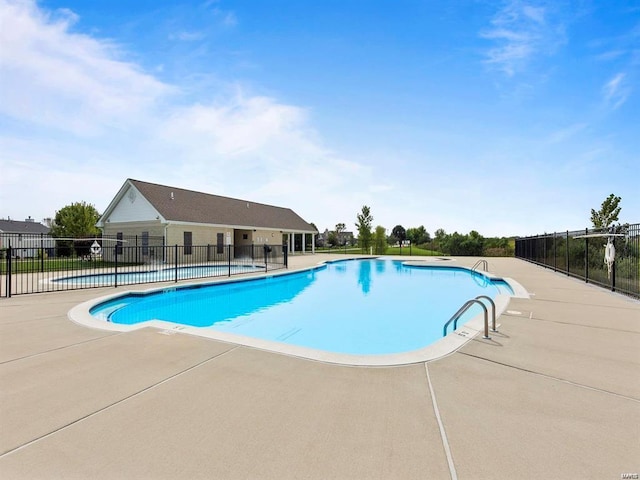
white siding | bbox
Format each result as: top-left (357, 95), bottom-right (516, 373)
top-left (107, 186), bottom-right (160, 223)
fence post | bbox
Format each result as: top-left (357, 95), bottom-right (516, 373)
top-left (264, 245), bottom-right (268, 273)
top-left (584, 228), bottom-right (589, 283)
top-left (175, 245), bottom-right (178, 283)
top-left (553, 232), bottom-right (557, 272)
top-left (228, 244), bottom-right (231, 277)
top-left (565, 230), bottom-right (569, 275)
top-left (284, 243), bottom-right (288, 268)
top-left (114, 245), bottom-right (118, 288)
top-left (40, 232), bottom-right (45, 273)
top-left (6, 245), bottom-right (12, 298)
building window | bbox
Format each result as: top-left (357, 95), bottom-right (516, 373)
top-left (142, 231), bottom-right (149, 255)
top-left (217, 233), bottom-right (224, 254)
top-left (243, 234), bottom-right (248, 240)
top-left (116, 232), bottom-right (123, 254)
top-left (184, 231), bottom-right (192, 255)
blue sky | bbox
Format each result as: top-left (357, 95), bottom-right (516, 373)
top-left (1, 0), bottom-right (638, 236)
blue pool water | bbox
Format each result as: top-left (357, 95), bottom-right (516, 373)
top-left (54, 264), bottom-right (261, 286)
top-left (90, 259), bottom-right (512, 355)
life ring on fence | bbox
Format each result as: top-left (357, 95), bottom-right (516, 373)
top-left (604, 239), bottom-right (615, 278)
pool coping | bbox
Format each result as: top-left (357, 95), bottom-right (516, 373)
top-left (67, 257), bottom-right (530, 366)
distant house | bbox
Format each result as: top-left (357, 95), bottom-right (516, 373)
top-left (317, 228), bottom-right (354, 247)
top-left (96, 179), bottom-right (317, 260)
top-left (0, 217), bottom-right (54, 257)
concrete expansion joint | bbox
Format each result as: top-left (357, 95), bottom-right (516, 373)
top-left (532, 296), bottom-right (640, 310)
top-left (523, 314), bottom-right (640, 334)
top-left (424, 362), bottom-right (458, 480)
top-left (0, 332), bottom-right (123, 366)
top-left (458, 352), bottom-right (640, 403)
top-left (0, 345), bottom-right (240, 459)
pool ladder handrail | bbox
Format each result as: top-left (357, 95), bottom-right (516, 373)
top-left (471, 259), bottom-right (489, 271)
top-left (442, 295), bottom-right (497, 339)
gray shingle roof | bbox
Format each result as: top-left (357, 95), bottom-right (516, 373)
top-left (0, 219), bottom-right (50, 234)
top-left (129, 179), bottom-right (316, 232)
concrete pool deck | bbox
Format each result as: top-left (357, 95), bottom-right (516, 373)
top-left (0, 255), bottom-right (638, 479)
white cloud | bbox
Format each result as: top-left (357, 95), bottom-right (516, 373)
top-left (480, 0), bottom-right (566, 76)
top-left (522, 5), bottom-right (545, 24)
top-left (169, 31), bottom-right (205, 41)
top-left (221, 11), bottom-right (237, 27)
top-left (159, 95), bottom-right (309, 157)
top-left (595, 50), bottom-right (626, 61)
top-left (0, 0), bottom-right (373, 231)
top-left (0, 0), bottom-right (173, 136)
top-left (546, 122), bottom-right (588, 144)
top-left (602, 72), bottom-right (630, 109)
top-left (208, 5), bottom-right (237, 27)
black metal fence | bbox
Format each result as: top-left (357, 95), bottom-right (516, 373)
top-left (1, 243), bottom-right (287, 297)
top-left (515, 223), bottom-right (639, 299)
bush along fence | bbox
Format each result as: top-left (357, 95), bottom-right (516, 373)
top-left (1, 242), bottom-right (287, 297)
top-left (515, 223), bottom-right (639, 299)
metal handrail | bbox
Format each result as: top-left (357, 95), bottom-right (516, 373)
top-left (475, 295), bottom-right (497, 333)
top-left (442, 295), bottom-right (498, 339)
top-left (443, 299), bottom-right (489, 339)
top-left (471, 259), bottom-right (488, 271)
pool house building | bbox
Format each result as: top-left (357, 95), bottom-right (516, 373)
top-left (96, 179), bottom-right (317, 260)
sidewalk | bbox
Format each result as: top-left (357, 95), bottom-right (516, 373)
top-left (1, 255), bottom-right (638, 479)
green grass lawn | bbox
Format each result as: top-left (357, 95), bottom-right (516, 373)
top-left (315, 246), bottom-right (444, 256)
top-left (382, 246), bottom-right (444, 256)
top-left (315, 247), bottom-right (362, 255)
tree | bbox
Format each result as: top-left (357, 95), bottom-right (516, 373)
top-left (50, 202), bottom-right (101, 238)
top-left (441, 232), bottom-right (461, 255)
top-left (327, 231), bottom-right (338, 247)
top-left (434, 228), bottom-right (447, 242)
top-left (462, 230), bottom-right (485, 256)
top-left (355, 205), bottom-right (373, 253)
top-left (391, 225), bottom-right (406, 245)
top-left (440, 230), bottom-right (485, 256)
top-left (335, 222), bottom-right (346, 246)
top-left (591, 194), bottom-right (622, 229)
top-left (433, 228), bottom-right (447, 251)
top-left (407, 226), bottom-right (430, 246)
top-left (373, 225), bottom-right (387, 254)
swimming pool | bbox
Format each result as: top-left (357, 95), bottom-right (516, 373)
top-left (53, 264), bottom-right (262, 286)
top-left (74, 258), bottom-right (525, 364)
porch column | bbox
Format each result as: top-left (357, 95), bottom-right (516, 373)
top-left (302, 233), bottom-right (306, 254)
top-left (312, 233), bottom-right (315, 254)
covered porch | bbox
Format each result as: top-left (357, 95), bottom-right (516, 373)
top-left (284, 231), bottom-right (316, 254)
